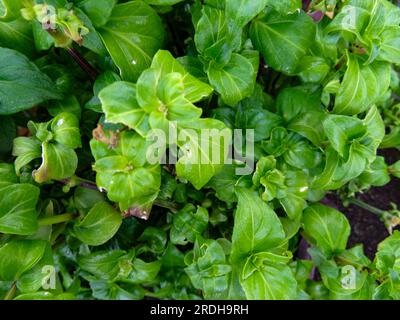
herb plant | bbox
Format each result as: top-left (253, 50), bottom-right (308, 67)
top-left (0, 0), bottom-right (400, 300)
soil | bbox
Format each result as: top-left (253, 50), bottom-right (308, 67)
top-left (322, 149), bottom-right (400, 259)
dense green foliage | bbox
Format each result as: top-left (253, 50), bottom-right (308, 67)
top-left (0, 0), bottom-right (399, 300)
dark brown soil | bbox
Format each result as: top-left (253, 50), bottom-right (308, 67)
top-left (322, 149), bottom-right (400, 259)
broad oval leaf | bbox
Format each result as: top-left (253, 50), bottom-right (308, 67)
top-left (250, 10), bottom-right (316, 74)
top-left (207, 53), bottom-right (257, 107)
top-left (73, 201), bottom-right (122, 246)
top-left (0, 240), bottom-right (47, 281)
top-left (231, 188), bottom-right (286, 263)
top-left (0, 183), bottom-right (39, 235)
top-left (0, 48), bottom-right (61, 115)
top-left (334, 54), bottom-right (391, 115)
top-left (98, 0), bottom-right (165, 82)
top-left (303, 204), bottom-right (350, 257)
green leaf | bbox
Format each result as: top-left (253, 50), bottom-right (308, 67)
top-left (73, 201), bottom-right (122, 246)
top-left (33, 142), bottom-right (78, 183)
top-left (100, 81), bottom-right (149, 136)
top-left (50, 112), bottom-right (81, 149)
top-left (0, 115), bottom-right (16, 156)
top-left (250, 10), bottom-right (315, 74)
top-left (276, 85), bottom-right (322, 123)
top-left (194, 6), bottom-right (238, 65)
top-left (144, 0), bottom-right (184, 5)
top-left (78, 250), bottom-right (126, 280)
top-left (240, 257), bottom-right (297, 300)
top-left (334, 54), bottom-right (391, 115)
top-left (170, 205), bottom-right (209, 245)
top-left (17, 243), bottom-right (54, 293)
top-left (0, 183), bottom-right (39, 235)
top-left (76, 0), bottom-right (117, 28)
top-left (0, 48), bottom-right (61, 115)
top-left (323, 115), bottom-right (366, 159)
top-left (231, 188), bottom-right (286, 263)
top-left (75, 7), bottom-right (108, 56)
top-left (0, 163), bottom-right (17, 189)
top-left (98, 0), bottom-right (165, 82)
top-left (303, 204), bottom-right (350, 257)
top-left (0, 19), bottom-right (35, 57)
top-left (207, 53), bottom-right (257, 106)
top-left (185, 238), bottom-right (231, 298)
top-left (176, 119), bottom-right (231, 190)
top-left (288, 111), bottom-right (326, 147)
top-left (12, 137), bottom-right (41, 175)
top-left (226, 0), bottom-right (269, 28)
top-left (0, 0), bottom-right (23, 21)
top-left (151, 50), bottom-right (213, 103)
top-left (296, 56), bottom-right (330, 84)
top-left (0, 240), bottom-right (47, 281)
top-left (378, 27), bottom-right (400, 64)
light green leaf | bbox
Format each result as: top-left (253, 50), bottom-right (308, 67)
top-left (241, 258), bottom-right (297, 300)
top-left (176, 119), bottom-right (231, 190)
top-left (195, 6), bottom-right (238, 65)
top-left (0, 184), bottom-right (39, 235)
top-left (99, 1), bottom-right (165, 82)
top-left (231, 188), bottom-right (286, 263)
top-left (334, 54), bottom-right (391, 115)
top-left (12, 137), bottom-right (41, 175)
top-left (33, 142), bottom-right (78, 183)
top-left (73, 201), bottom-right (122, 246)
top-left (50, 112), bottom-right (81, 149)
top-left (207, 53), bottom-right (257, 106)
top-left (303, 204), bottom-right (350, 257)
top-left (151, 50), bottom-right (213, 103)
top-left (76, 0), bottom-right (117, 28)
top-left (99, 81), bottom-right (149, 136)
top-left (0, 0), bottom-right (23, 21)
top-left (170, 205), bottom-right (209, 245)
top-left (0, 240), bottom-right (47, 281)
top-left (226, 0), bottom-right (269, 28)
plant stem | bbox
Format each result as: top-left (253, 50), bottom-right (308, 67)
top-left (66, 47), bottom-right (98, 81)
top-left (38, 213), bottom-right (76, 226)
top-left (348, 198), bottom-right (388, 217)
top-left (153, 199), bottom-right (179, 213)
top-left (3, 283), bottom-right (16, 300)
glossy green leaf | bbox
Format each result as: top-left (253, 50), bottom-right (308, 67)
top-left (73, 201), bottom-right (122, 246)
top-left (303, 204), bottom-right (350, 257)
top-left (231, 188), bottom-right (286, 263)
top-left (170, 205), bottom-right (209, 245)
top-left (76, 0), bottom-right (117, 28)
top-left (207, 53), bottom-right (257, 106)
top-left (99, 1), bottom-right (165, 82)
top-left (226, 0), bottom-right (269, 28)
top-left (176, 119), bottom-right (231, 190)
top-left (0, 183), bottom-right (39, 235)
top-left (0, 240), bottom-right (47, 281)
top-left (0, 48), bottom-right (61, 115)
top-left (33, 142), bottom-right (78, 183)
top-left (151, 50), bottom-right (213, 103)
top-left (334, 54), bottom-right (390, 115)
top-left (250, 10), bottom-right (316, 74)
top-left (0, 19), bottom-right (35, 57)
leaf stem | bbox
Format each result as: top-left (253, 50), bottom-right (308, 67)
top-left (153, 199), bottom-right (179, 213)
top-left (3, 283), bottom-right (16, 300)
top-left (66, 47), bottom-right (98, 81)
top-left (348, 198), bottom-right (387, 217)
top-left (38, 213), bottom-right (76, 226)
